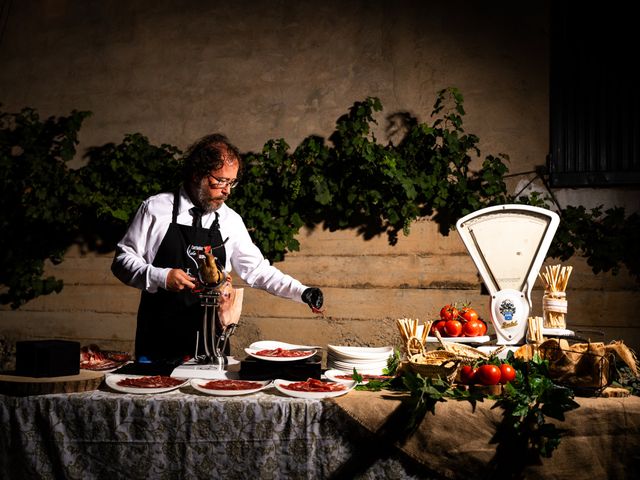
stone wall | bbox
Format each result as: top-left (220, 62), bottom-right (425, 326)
top-left (2, 221), bottom-right (638, 357)
top-left (1, 1), bottom-right (639, 357)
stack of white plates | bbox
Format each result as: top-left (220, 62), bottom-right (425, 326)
top-left (326, 345), bottom-right (394, 375)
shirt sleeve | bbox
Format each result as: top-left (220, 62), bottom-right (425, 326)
top-left (225, 212), bottom-right (308, 302)
top-left (111, 200), bottom-right (171, 293)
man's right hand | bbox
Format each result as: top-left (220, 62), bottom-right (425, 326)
top-left (166, 269), bottom-right (196, 291)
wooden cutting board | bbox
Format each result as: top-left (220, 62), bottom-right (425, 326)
top-left (0, 370), bottom-right (105, 396)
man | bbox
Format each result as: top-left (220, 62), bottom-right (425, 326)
top-left (111, 133), bottom-right (323, 362)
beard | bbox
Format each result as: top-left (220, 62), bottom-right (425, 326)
top-left (192, 180), bottom-right (227, 213)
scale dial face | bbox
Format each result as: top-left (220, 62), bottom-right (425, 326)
top-left (458, 211), bottom-right (553, 294)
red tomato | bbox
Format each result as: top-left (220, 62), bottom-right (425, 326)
top-left (430, 320), bottom-right (447, 336)
top-left (459, 306), bottom-right (479, 323)
top-left (443, 319), bottom-right (463, 337)
top-left (459, 365), bottom-right (476, 385)
top-left (477, 319), bottom-right (488, 336)
top-left (440, 304), bottom-right (459, 322)
top-left (475, 364), bottom-right (502, 385)
top-left (499, 363), bottom-right (516, 384)
top-left (462, 319), bottom-right (484, 337)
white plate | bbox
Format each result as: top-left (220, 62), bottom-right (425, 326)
top-left (541, 328), bottom-right (575, 337)
top-left (190, 378), bottom-right (272, 396)
top-left (326, 363), bottom-right (388, 376)
top-left (245, 347), bottom-right (317, 362)
top-left (327, 355), bottom-right (390, 366)
top-left (249, 340), bottom-right (322, 350)
top-left (273, 378), bottom-right (356, 399)
top-left (105, 374), bottom-right (189, 394)
top-left (326, 345), bottom-right (394, 360)
top-left (80, 361), bottom-right (129, 373)
top-left (329, 360), bottom-right (389, 372)
top-left (324, 369), bottom-right (394, 385)
top-left (425, 335), bottom-right (491, 344)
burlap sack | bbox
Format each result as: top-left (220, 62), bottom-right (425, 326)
top-left (537, 338), bottom-right (639, 389)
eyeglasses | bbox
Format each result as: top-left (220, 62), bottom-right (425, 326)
top-left (207, 174), bottom-right (239, 189)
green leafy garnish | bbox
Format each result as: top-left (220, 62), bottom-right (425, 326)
top-left (401, 371), bottom-right (481, 432)
top-left (383, 348), bottom-right (401, 375)
top-left (493, 353), bottom-right (579, 460)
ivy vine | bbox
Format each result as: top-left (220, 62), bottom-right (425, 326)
top-left (1, 88), bottom-right (638, 308)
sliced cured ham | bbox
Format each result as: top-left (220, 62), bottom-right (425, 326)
top-left (80, 345), bottom-right (130, 371)
top-left (116, 375), bottom-right (184, 389)
top-left (200, 380), bottom-right (264, 390)
top-left (334, 374), bottom-right (393, 381)
top-left (281, 378), bottom-right (346, 392)
top-left (254, 348), bottom-right (313, 358)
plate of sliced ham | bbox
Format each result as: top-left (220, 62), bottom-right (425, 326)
top-left (273, 378), bottom-right (356, 399)
top-left (324, 369), bottom-right (395, 385)
top-left (105, 374), bottom-right (189, 394)
top-left (249, 340), bottom-right (322, 350)
top-left (190, 378), bottom-right (272, 396)
top-left (80, 345), bottom-right (131, 372)
top-left (244, 347), bottom-right (317, 362)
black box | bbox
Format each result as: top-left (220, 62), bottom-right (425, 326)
top-left (15, 340), bottom-right (80, 377)
top-left (239, 353), bottom-right (322, 381)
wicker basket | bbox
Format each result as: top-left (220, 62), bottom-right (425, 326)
top-left (408, 348), bottom-right (460, 383)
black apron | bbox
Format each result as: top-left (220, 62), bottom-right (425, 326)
top-left (135, 191), bottom-right (227, 362)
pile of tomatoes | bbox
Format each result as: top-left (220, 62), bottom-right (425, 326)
top-left (430, 303), bottom-right (488, 338)
top-left (458, 362), bottom-right (517, 386)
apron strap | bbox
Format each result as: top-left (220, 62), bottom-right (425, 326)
top-left (209, 212), bottom-right (220, 233)
top-left (172, 190), bottom-right (180, 224)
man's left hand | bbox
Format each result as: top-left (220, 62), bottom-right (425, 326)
top-left (302, 287), bottom-right (324, 310)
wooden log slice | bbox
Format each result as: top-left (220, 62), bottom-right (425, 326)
top-left (0, 370), bottom-right (105, 396)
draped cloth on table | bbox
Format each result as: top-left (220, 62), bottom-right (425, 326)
top-left (331, 390), bottom-right (640, 480)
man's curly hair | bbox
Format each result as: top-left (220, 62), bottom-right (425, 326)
top-left (182, 133), bottom-right (242, 184)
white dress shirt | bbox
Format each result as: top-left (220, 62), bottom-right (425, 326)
top-left (111, 187), bottom-right (307, 302)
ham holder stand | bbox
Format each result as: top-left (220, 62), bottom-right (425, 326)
top-left (172, 245), bottom-right (240, 379)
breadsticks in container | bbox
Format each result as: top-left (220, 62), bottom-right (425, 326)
top-left (538, 264), bottom-right (573, 329)
top-left (396, 317), bottom-right (432, 356)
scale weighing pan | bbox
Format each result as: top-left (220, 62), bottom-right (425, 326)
top-left (456, 205), bottom-right (560, 345)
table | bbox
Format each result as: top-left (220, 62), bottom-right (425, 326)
top-left (0, 384), bottom-right (428, 480)
top-left (1, 383), bottom-right (639, 479)
top-left (336, 390), bottom-right (640, 479)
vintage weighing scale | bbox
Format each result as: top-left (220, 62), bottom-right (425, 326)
top-left (456, 204), bottom-right (563, 346)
